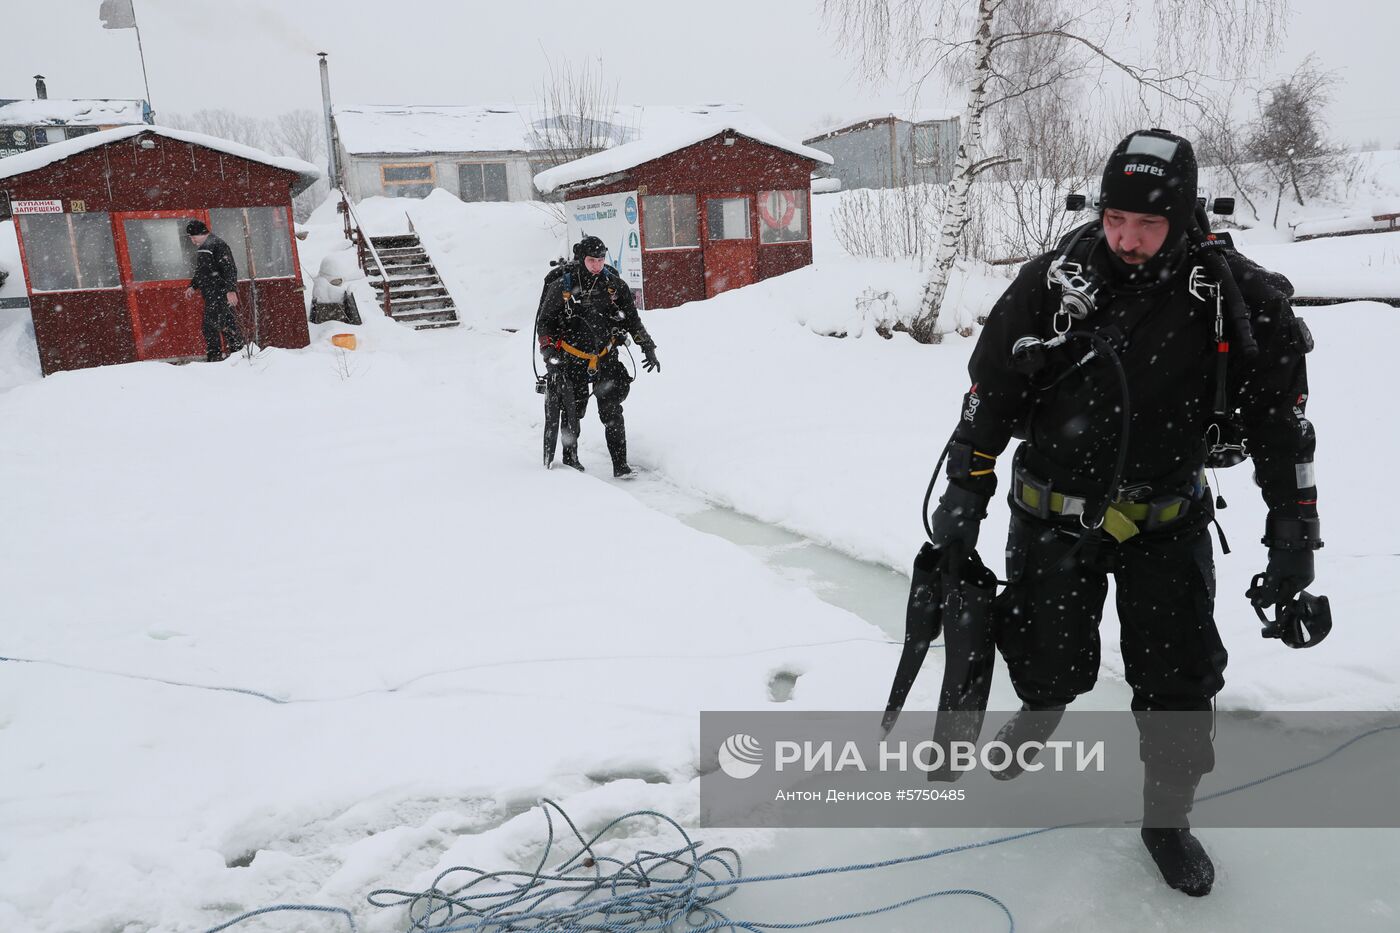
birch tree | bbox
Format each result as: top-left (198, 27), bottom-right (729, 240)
top-left (824, 0), bottom-right (1288, 342)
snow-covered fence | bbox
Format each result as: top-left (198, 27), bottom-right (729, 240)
top-left (1292, 209), bottom-right (1400, 241)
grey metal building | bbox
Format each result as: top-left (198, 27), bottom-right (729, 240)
top-left (804, 111), bottom-right (960, 190)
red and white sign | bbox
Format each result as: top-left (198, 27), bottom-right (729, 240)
top-left (12, 199), bottom-right (64, 215)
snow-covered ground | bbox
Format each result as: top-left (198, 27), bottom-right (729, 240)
top-left (2, 179), bottom-right (1398, 932)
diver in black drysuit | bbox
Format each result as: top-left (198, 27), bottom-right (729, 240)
top-left (537, 235), bottom-right (659, 476)
top-left (926, 130), bottom-right (1323, 896)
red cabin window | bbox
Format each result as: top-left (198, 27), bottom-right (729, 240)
top-left (758, 189), bottom-right (809, 244)
top-left (18, 212), bottom-right (121, 291)
top-left (642, 194), bottom-right (699, 249)
top-left (122, 217), bottom-right (196, 282)
top-left (210, 207), bottom-right (295, 279)
top-left (705, 197), bottom-right (751, 241)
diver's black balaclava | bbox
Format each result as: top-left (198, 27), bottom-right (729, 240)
top-left (1098, 128), bottom-right (1198, 286)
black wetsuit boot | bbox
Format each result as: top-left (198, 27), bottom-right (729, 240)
top-left (1141, 773), bottom-right (1214, 896)
top-left (604, 420), bottom-right (632, 477)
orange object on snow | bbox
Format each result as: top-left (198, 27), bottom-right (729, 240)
top-left (331, 333), bottom-right (357, 351)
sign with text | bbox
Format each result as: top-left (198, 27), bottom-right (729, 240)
top-left (13, 199), bottom-right (64, 215)
top-left (563, 190), bottom-right (645, 308)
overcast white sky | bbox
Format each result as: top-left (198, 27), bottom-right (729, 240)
top-left (3, 0), bottom-right (1397, 148)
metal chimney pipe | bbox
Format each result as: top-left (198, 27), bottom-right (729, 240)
top-left (34, 75), bottom-right (47, 99)
top-left (317, 53), bottom-right (339, 189)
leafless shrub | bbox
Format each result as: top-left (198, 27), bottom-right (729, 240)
top-left (530, 56), bottom-right (626, 218)
top-left (1246, 54), bottom-right (1343, 226)
top-left (983, 81), bottom-right (1103, 260)
top-left (830, 184), bottom-right (946, 262)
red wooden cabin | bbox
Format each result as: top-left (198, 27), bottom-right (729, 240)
top-left (535, 122), bottom-right (832, 309)
top-left (0, 125), bottom-right (320, 375)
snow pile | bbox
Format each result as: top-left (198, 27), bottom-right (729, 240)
top-left (398, 190), bottom-right (564, 331)
top-left (0, 220), bottom-right (20, 297)
top-left (0, 97), bottom-right (147, 126)
top-left (0, 220), bottom-right (39, 390)
top-left (302, 190), bottom-right (565, 331)
top-left (0, 310), bottom-right (39, 390)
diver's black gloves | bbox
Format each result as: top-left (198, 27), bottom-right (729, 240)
top-left (1248, 514), bottom-right (1321, 607)
top-left (1247, 548), bottom-right (1315, 608)
top-left (928, 483), bottom-right (989, 555)
top-left (642, 345), bottom-right (661, 373)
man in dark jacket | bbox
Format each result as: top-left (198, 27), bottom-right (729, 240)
top-left (183, 219), bottom-right (244, 361)
top-left (926, 130), bottom-right (1321, 896)
top-left (537, 235), bottom-right (659, 476)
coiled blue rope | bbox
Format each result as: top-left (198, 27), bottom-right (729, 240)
top-left (202, 903), bottom-right (357, 932)
top-left (202, 723), bottom-right (1400, 933)
top-left (210, 799), bottom-right (1025, 933)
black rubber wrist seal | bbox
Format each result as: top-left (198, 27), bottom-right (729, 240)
top-left (940, 481), bottom-right (991, 520)
top-left (1263, 515), bottom-right (1323, 551)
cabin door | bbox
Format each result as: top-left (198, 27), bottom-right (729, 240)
top-left (113, 209), bottom-right (209, 360)
top-left (701, 194), bottom-right (757, 298)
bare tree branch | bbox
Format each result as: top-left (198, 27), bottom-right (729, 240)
top-left (821, 0), bottom-right (1291, 340)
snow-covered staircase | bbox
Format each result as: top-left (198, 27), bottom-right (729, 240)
top-left (367, 234), bottom-right (460, 330)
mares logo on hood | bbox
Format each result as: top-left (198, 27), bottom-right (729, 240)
top-left (1098, 129), bottom-right (1198, 242)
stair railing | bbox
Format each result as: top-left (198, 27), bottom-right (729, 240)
top-left (339, 187), bottom-right (394, 318)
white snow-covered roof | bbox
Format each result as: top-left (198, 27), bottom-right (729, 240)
top-left (805, 108), bottom-right (961, 142)
top-left (333, 102), bottom-right (749, 156)
top-left (533, 118), bottom-right (833, 194)
top-left (0, 98), bottom-right (148, 126)
top-left (0, 124), bottom-right (322, 195)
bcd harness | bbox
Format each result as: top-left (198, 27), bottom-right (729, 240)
top-left (543, 265), bottom-right (625, 371)
top-left (1000, 221), bottom-right (1238, 544)
top-left (550, 337), bottom-right (615, 372)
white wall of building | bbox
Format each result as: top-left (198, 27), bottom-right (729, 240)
top-left (340, 149), bottom-right (543, 202)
